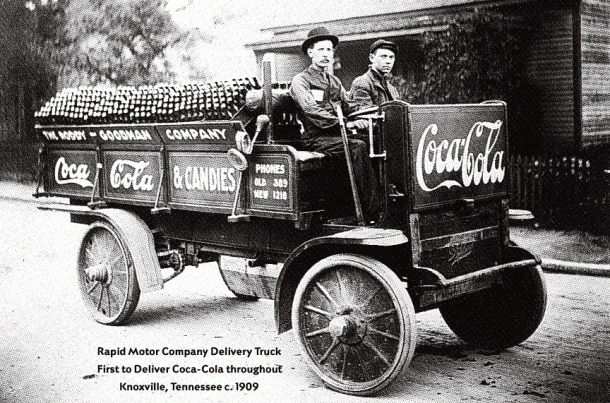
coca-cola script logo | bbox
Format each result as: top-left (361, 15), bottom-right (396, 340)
top-left (416, 120), bottom-right (505, 192)
top-left (54, 157), bottom-right (94, 188)
top-left (110, 159), bottom-right (154, 191)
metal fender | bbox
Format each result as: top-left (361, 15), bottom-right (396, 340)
top-left (506, 242), bottom-right (542, 265)
top-left (39, 204), bottom-right (163, 293)
top-left (274, 227), bottom-right (409, 334)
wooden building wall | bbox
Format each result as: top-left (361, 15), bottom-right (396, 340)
top-left (525, 6), bottom-right (576, 151)
top-left (580, 0), bottom-right (610, 149)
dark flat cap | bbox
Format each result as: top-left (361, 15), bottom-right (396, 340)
top-left (302, 27), bottom-right (339, 54)
top-left (370, 39), bottom-right (398, 55)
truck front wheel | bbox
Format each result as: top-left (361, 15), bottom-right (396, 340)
top-left (439, 265), bottom-right (547, 350)
top-left (291, 253), bottom-right (416, 396)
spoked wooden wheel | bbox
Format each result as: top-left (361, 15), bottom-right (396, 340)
top-left (291, 254), bottom-right (416, 396)
top-left (77, 221), bottom-right (140, 325)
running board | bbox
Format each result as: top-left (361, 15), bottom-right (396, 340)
top-left (411, 259), bottom-right (539, 309)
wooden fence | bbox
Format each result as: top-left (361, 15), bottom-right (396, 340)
top-left (509, 153), bottom-right (610, 233)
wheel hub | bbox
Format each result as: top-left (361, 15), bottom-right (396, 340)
top-left (328, 316), bottom-right (351, 337)
top-left (85, 263), bottom-right (111, 284)
top-left (329, 307), bottom-right (368, 345)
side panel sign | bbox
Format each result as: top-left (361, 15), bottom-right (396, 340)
top-left (103, 151), bottom-right (161, 202)
top-left (37, 125), bottom-right (161, 144)
top-left (158, 122), bottom-right (241, 148)
top-left (90, 125), bottom-right (160, 144)
top-left (169, 152), bottom-right (237, 208)
top-left (48, 150), bottom-right (96, 196)
top-left (249, 154), bottom-right (293, 212)
top-left (409, 105), bottom-right (508, 208)
top-left (38, 128), bottom-right (93, 143)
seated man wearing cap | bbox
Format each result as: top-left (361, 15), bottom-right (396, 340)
top-left (290, 27), bottom-right (381, 222)
top-left (350, 39), bottom-right (400, 109)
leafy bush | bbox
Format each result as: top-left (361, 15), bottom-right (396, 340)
top-left (390, 8), bottom-right (540, 152)
top-left (405, 8), bottom-right (533, 104)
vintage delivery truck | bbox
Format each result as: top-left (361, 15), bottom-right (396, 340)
top-left (34, 72), bottom-right (547, 396)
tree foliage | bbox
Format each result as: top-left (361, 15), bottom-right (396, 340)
top-left (0, 0), bottom-right (66, 112)
top-left (61, 0), bottom-right (184, 86)
top-left (404, 9), bottom-right (534, 104)
top-left (393, 8), bottom-right (540, 152)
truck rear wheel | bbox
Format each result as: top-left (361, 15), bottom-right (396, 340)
top-left (219, 270), bottom-right (260, 301)
top-left (77, 221), bottom-right (140, 325)
top-left (439, 265), bottom-right (546, 350)
top-left (217, 257), bottom-right (260, 301)
top-left (291, 254), bottom-right (416, 396)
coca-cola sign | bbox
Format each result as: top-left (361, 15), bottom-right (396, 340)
top-left (103, 151), bottom-right (161, 203)
top-left (110, 160), bottom-right (154, 191)
top-left (47, 150), bottom-right (97, 197)
top-left (54, 157), bottom-right (94, 188)
top-left (416, 120), bottom-right (505, 191)
top-left (409, 104), bottom-right (508, 209)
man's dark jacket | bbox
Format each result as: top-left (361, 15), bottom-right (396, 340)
top-left (289, 64), bottom-right (382, 217)
top-left (289, 64), bottom-right (354, 138)
top-left (350, 68), bottom-right (399, 109)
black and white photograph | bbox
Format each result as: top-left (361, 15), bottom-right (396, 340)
top-left (1, 0), bottom-right (609, 402)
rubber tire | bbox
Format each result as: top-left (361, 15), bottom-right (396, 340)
top-left (77, 221), bottom-right (140, 325)
top-left (439, 265), bottom-right (547, 350)
top-left (217, 260), bottom-right (260, 301)
top-left (291, 253), bottom-right (416, 396)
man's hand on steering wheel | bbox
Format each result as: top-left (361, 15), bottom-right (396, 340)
top-left (346, 119), bottom-right (369, 130)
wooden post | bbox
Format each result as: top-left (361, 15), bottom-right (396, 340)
top-left (335, 104), bottom-right (365, 225)
top-left (263, 61), bottom-right (274, 144)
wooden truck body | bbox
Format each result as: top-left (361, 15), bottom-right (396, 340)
top-left (36, 95), bottom-right (546, 396)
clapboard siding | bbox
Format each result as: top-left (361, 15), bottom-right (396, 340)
top-left (526, 8), bottom-right (575, 149)
top-left (581, 0), bottom-right (610, 148)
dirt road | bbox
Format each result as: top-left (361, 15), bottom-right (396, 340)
top-left (0, 198), bottom-right (609, 402)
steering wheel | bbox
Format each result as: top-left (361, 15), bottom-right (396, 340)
top-left (347, 105), bottom-right (380, 120)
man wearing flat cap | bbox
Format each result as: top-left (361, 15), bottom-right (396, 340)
top-left (350, 39), bottom-right (400, 110)
top-left (290, 27), bottom-right (381, 221)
